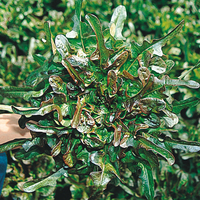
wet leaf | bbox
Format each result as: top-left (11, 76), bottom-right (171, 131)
top-left (106, 51), bottom-right (128, 71)
top-left (138, 67), bottom-right (151, 86)
top-left (154, 75), bottom-right (200, 89)
top-left (66, 0), bottom-right (82, 38)
top-left (90, 152), bottom-right (120, 188)
top-left (63, 150), bottom-right (75, 168)
top-left (12, 104), bottom-right (63, 122)
top-left (164, 137), bottom-right (200, 153)
top-left (162, 109), bottom-right (179, 128)
top-left (109, 5), bottom-right (127, 40)
top-left (21, 168), bottom-right (68, 193)
top-left (44, 22), bottom-right (56, 55)
top-left (137, 136), bottom-right (175, 165)
top-left (55, 35), bottom-right (71, 58)
top-left (22, 137), bottom-right (44, 152)
top-left (149, 56), bottom-right (167, 74)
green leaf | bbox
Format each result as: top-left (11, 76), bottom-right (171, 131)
top-left (44, 21), bottom-right (56, 55)
top-left (55, 35), bottom-right (71, 58)
top-left (130, 20), bottom-right (184, 60)
top-left (0, 139), bottom-right (29, 153)
top-left (90, 152), bottom-right (121, 188)
top-left (66, 0), bottom-right (82, 38)
top-left (62, 59), bottom-right (85, 86)
top-left (137, 136), bottom-right (175, 165)
top-left (26, 123), bottom-right (69, 137)
top-left (164, 136), bottom-right (200, 152)
top-left (138, 162), bottom-right (154, 200)
top-left (21, 168), bottom-right (68, 193)
top-left (154, 75), bottom-right (200, 89)
top-left (109, 5), bottom-right (127, 40)
top-left (22, 137), bottom-right (44, 152)
top-left (85, 14), bottom-right (114, 67)
top-left (12, 104), bottom-right (63, 122)
top-left (33, 54), bottom-right (46, 66)
top-left (0, 86), bottom-right (34, 100)
top-left (49, 75), bottom-right (68, 96)
top-left (162, 109), bottom-right (179, 128)
top-left (172, 97), bottom-right (200, 114)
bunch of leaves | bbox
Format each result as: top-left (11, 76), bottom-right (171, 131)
top-left (0, 1), bottom-right (200, 199)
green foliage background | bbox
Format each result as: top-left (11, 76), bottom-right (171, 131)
top-left (0, 0), bottom-right (199, 199)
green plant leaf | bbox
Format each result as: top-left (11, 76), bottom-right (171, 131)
top-left (90, 152), bottom-right (120, 188)
top-left (164, 137), bottom-right (200, 152)
top-left (26, 123), bottom-right (69, 137)
top-left (109, 5), bottom-right (127, 40)
top-left (137, 136), bottom-right (175, 165)
top-left (0, 139), bottom-right (29, 153)
top-left (12, 104), bottom-right (63, 122)
top-left (130, 20), bottom-right (184, 59)
top-left (33, 54), bottom-right (46, 66)
top-left (21, 168), bottom-right (68, 193)
top-left (66, 0), bottom-right (82, 39)
top-left (172, 97), bottom-right (200, 114)
top-left (85, 14), bottom-right (114, 67)
top-left (138, 162), bottom-right (154, 200)
top-left (44, 21), bottom-right (56, 55)
top-left (162, 109), bottom-right (179, 128)
top-left (154, 75), bottom-right (200, 89)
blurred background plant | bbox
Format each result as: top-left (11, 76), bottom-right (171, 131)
top-left (0, 0), bottom-right (199, 199)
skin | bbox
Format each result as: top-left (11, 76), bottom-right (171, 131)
top-left (0, 114), bottom-right (31, 145)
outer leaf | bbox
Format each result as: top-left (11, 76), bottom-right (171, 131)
top-left (12, 104), bottom-right (63, 122)
top-left (154, 75), bottom-right (200, 89)
top-left (26, 123), bottom-right (69, 137)
top-left (0, 139), bottom-right (29, 152)
top-left (130, 20), bottom-right (184, 59)
top-left (164, 137), bottom-right (200, 152)
top-left (109, 5), bottom-right (127, 40)
top-left (0, 86), bottom-right (35, 100)
top-left (138, 162), bottom-right (154, 200)
top-left (137, 136), bottom-right (175, 165)
top-left (21, 168), bottom-right (68, 193)
top-left (172, 97), bottom-right (200, 114)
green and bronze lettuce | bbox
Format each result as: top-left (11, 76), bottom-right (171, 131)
top-left (0, 2), bottom-right (200, 199)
